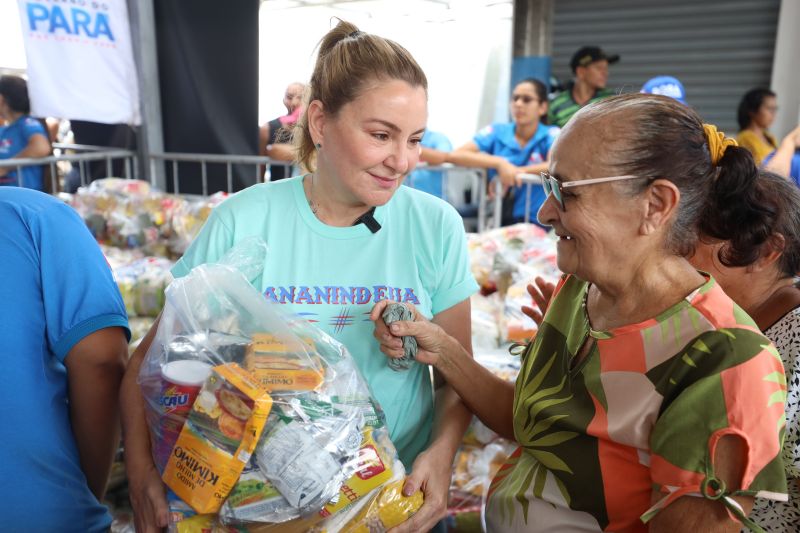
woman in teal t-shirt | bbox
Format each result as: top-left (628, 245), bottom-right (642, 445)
top-left (121, 20), bottom-right (478, 533)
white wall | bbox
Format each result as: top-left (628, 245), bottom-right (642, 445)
top-left (258, 3), bottom-right (512, 148)
top-left (0, 1), bottom-right (27, 72)
top-left (770, 0), bottom-right (800, 140)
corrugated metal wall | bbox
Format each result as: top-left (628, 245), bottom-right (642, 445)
top-left (551, 0), bottom-right (780, 133)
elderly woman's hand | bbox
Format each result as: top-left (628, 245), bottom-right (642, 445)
top-left (370, 300), bottom-right (449, 367)
top-left (521, 276), bottom-right (556, 327)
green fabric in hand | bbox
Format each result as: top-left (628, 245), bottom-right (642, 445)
top-left (381, 303), bottom-right (418, 371)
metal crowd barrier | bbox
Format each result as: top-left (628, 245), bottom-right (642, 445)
top-left (517, 172), bottom-right (543, 224)
top-left (149, 152), bottom-right (292, 196)
top-left (0, 145), bottom-right (138, 192)
top-left (2, 146), bottom-right (519, 233)
top-left (406, 163), bottom-right (505, 232)
top-left (149, 156), bottom-right (503, 232)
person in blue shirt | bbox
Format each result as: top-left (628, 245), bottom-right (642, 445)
top-left (764, 125), bottom-right (800, 186)
top-left (407, 130), bottom-right (452, 198)
top-left (0, 187), bottom-right (130, 532)
top-left (0, 76), bottom-right (50, 190)
top-left (444, 78), bottom-right (559, 226)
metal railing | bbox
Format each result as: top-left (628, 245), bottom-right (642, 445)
top-left (518, 172), bottom-right (543, 224)
top-left (1, 146), bottom-right (533, 232)
top-left (149, 152), bottom-right (292, 196)
top-left (0, 146), bottom-right (138, 192)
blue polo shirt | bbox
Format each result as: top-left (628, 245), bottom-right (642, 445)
top-left (763, 150), bottom-right (800, 186)
top-left (473, 122), bottom-right (559, 221)
top-left (0, 116), bottom-right (47, 190)
top-left (0, 188), bottom-right (130, 532)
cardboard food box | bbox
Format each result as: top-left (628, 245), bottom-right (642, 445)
top-left (245, 333), bottom-right (325, 392)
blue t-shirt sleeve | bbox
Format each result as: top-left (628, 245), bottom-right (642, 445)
top-left (171, 208), bottom-right (235, 279)
top-left (21, 117), bottom-right (47, 143)
top-left (545, 126), bottom-right (560, 154)
top-left (36, 202), bottom-right (130, 361)
top-left (431, 207), bottom-right (479, 315)
top-left (473, 125), bottom-right (497, 154)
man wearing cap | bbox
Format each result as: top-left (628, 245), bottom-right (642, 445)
top-left (548, 46), bottom-right (619, 128)
top-left (641, 76), bottom-right (687, 105)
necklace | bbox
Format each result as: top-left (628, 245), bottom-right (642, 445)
top-left (308, 174), bottom-right (319, 215)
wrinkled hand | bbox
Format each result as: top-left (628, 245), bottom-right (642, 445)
top-left (388, 448), bottom-right (453, 533)
top-left (521, 276), bottom-right (556, 327)
top-left (127, 459), bottom-right (168, 533)
top-left (370, 300), bottom-right (447, 367)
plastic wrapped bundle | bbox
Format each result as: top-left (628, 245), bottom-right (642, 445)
top-left (114, 257), bottom-right (174, 317)
top-left (138, 238), bottom-right (404, 529)
top-left (168, 192), bottom-right (228, 255)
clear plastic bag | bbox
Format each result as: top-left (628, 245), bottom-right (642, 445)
top-left (138, 237), bottom-right (403, 528)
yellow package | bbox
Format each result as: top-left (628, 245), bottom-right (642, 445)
top-left (342, 479), bottom-right (424, 533)
top-left (245, 333), bottom-right (325, 392)
top-left (163, 363), bottom-right (273, 514)
top-left (319, 429), bottom-right (395, 518)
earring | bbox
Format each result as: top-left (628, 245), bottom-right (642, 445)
top-left (315, 143), bottom-right (322, 149)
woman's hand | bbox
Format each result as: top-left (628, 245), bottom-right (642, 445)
top-left (497, 160), bottom-right (521, 187)
top-left (388, 446), bottom-right (453, 533)
top-left (521, 276), bottom-right (556, 327)
top-left (126, 458), bottom-right (168, 533)
top-left (420, 147), bottom-right (449, 166)
top-left (370, 300), bottom-right (449, 367)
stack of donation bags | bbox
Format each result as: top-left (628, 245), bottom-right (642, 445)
top-left (138, 238), bottom-right (422, 532)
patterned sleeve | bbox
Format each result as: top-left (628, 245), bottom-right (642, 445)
top-left (768, 310), bottom-right (800, 479)
top-left (643, 328), bottom-right (788, 525)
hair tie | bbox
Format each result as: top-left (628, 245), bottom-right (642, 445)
top-left (348, 30), bottom-right (364, 39)
top-left (702, 123), bottom-right (738, 166)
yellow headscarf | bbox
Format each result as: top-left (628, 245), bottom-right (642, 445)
top-left (702, 123), bottom-right (738, 166)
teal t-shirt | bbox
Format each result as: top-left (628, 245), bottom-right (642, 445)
top-left (171, 176), bottom-right (478, 466)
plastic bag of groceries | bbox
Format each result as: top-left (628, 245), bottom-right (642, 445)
top-left (138, 237), bottom-right (407, 529)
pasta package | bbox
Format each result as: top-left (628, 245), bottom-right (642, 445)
top-left (341, 478), bottom-right (424, 533)
top-left (163, 363), bottom-right (273, 514)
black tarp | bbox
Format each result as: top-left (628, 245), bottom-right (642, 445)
top-left (154, 0), bottom-right (259, 194)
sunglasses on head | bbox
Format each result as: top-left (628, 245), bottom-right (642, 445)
top-left (540, 172), bottom-right (647, 210)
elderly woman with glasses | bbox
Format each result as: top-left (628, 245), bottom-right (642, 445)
top-left (372, 93), bottom-right (788, 532)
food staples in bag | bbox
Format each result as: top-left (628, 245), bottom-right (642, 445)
top-left (258, 417), bottom-right (342, 509)
top-left (163, 363), bottom-right (273, 514)
top-left (380, 303), bottom-right (417, 371)
top-left (341, 478), bottom-right (423, 533)
top-left (319, 429), bottom-right (395, 518)
top-left (219, 456), bottom-right (294, 524)
top-left (154, 360), bottom-right (213, 470)
top-left (138, 239), bottom-right (406, 528)
top-left (245, 334), bottom-right (325, 392)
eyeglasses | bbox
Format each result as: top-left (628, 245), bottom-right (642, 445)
top-left (511, 95), bottom-right (539, 104)
top-left (540, 171), bottom-right (647, 210)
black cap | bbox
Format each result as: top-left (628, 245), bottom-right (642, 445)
top-left (570, 46), bottom-right (620, 73)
